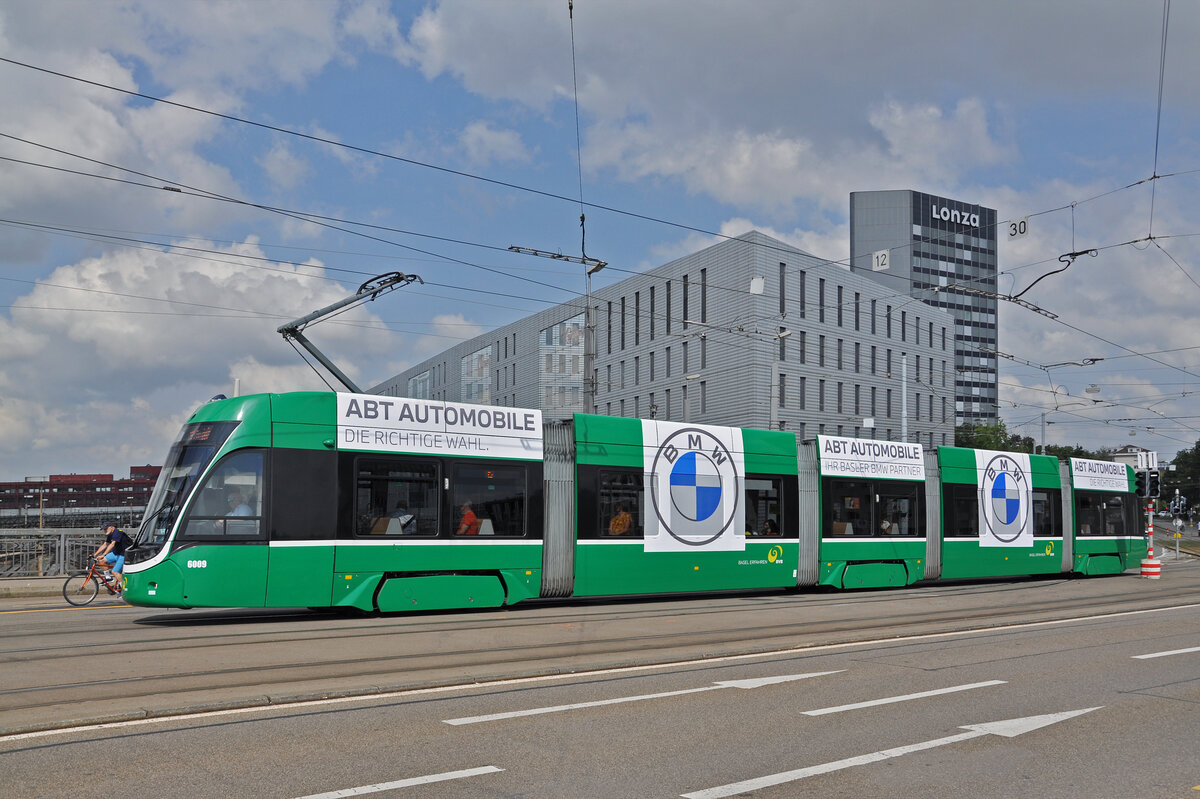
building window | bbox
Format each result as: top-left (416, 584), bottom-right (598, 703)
top-left (634, 356), bottom-right (640, 385)
top-left (819, 335), bottom-right (826, 367)
top-left (780, 262), bottom-right (787, 316)
top-left (666, 281), bottom-right (672, 334)
top-left (855, 342), bottom-right (861, 373)
top-left (799, 331), bottom-right (806, 364)
top-left (682, 274), bottom-right (689, 329)
top-left (650, 286), bottom-right (656, 341)
top-left (854, 293), bottom-right (861, 331)
top-left (837, 382), bottom-right (843, 414)
top-left (635, 292), bottom-right (641, 346)
top-left (819, 278), bottom-right (826, 323)
top-left (799, 376), bottom-right (806, 410)
top-left (886, 306), bottom-right (892, 338)
top-left (779, 327), bottom-right (787, 361)
top-left (837, 339), bottom-right (843, 370)
top-left (887, 388), bottom-right (892, 418)
top-left (700, 380), bottom-right (707, 413)
top-left (901, 310), bottom-right (907, 342)
top-left (621, 296), bottom-right (627, 350)
top-left (701, 337), bottom-right (707, 368)
top-left (819, 379), bottom-right (826, 412)
top-left (607, 302), bottom-right (613, 354)
top-left (799, 270), bottom-right (806, 318)
top-left (778, 373), bottom-right (786, 408)
top-left (649, 351), bottom-right (656, 381)
top-left (837, 285), bottom-right (844, 327)
top-left (701, 268), bottom-right (707, 323)
top-left (666, 346), bottom-right (672, 378)
top-left (871, 345), bottom-right (876, 375)
top-left (682, 341), bottom-right (689, 373)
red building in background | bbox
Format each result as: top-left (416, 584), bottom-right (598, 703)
top-left (0, 466), bottom-right (161, 528)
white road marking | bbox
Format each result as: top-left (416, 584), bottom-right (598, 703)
top-left (444, 670), bottom-right (843, 725)
top-left (1132, 645), bottom-right (1200, 659)
top-left (444, 686), bottom-right (724, 725)
top-left (292, 766), bottom-right (502, 798)
top-left (681, 708), bottom-right (1102, 798)
top-left (802, 680), bottom-right (1007, 716)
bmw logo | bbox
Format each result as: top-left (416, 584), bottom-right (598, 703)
top-left (650, 427), bottom-right (741, 547)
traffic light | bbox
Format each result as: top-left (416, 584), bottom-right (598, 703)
top-left (1148, 470), bottom-right (1161, 498)
top-left (1135, 470), bottom-right (1148, 497)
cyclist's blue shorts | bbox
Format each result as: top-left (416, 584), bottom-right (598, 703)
top-left (105, 552), bottom-right (125, 573)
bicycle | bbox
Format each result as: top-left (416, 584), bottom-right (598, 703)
top-left (62, 557), bottom-right (124, 606)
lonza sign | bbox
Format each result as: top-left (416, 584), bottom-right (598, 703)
top-left (932, 204), bottom-right (981, 228)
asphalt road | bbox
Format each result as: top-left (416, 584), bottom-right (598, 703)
top-left (2, 562), bottom-right (1198, 798)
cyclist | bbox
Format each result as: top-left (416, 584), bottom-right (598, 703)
top-left (92, 521), bottom-right (131, 591)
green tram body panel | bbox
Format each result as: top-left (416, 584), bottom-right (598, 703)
top-left (572, 414), bottom-right (799, 597)
top-left (817, 539), bottom-right (926, 589)
top-left (1070, 461), bottom-right (1144, 575)
top-left (937, 446), bottom-right (1065, 580)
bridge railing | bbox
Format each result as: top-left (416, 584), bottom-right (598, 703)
top-left (0, 530), bottom-right (105, 577)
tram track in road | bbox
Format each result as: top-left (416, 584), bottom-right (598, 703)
top-left (2, 566), bottom-right (1197, 735)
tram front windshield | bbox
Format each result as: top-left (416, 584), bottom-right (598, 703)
top-left (126, 421), bottom-right (238, 563)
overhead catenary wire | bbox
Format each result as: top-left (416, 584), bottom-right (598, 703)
top-left (2, 48), bottom-right (1198, 448)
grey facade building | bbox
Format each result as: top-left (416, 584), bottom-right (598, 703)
top-left (849, 189), bottom-right (999, 426)
top-left (373, 231), bottom-right (956, 448)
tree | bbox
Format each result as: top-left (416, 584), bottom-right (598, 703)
top-left (1166, 440), bottom-right (1200, 512)
top-left (956, 421), bottom-right (1033, 452)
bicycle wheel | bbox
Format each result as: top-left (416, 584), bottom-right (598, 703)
top-left (63, 572), bottom-right (99, 606)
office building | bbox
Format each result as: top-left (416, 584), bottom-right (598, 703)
top-left (849, 190), bottom-right (999, 425)
top-left (374, 231), bottom-right (956, 447)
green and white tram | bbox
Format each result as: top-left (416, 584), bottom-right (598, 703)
top-left (122, 392), bottom-right (1145, 612)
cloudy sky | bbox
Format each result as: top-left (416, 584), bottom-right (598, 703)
top-left (1, 0), bottom-right (1198, 482)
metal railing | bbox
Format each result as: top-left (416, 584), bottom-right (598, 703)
top-left (0, 530), bottom-right (104, 577)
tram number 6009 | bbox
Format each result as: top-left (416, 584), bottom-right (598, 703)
top-left (186, 560), bottom-right (208, 569)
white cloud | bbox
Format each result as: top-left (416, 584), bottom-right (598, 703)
top-left (459, 121), bottom-right (531, 167)
top-left (0, 238), bottom-right (408, 475)
top-left (257, 141), bottom-right (312, 190)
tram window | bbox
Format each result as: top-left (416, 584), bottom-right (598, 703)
top-left (943, 483), bottom-right (978, 538)
top-left (450, 463), bottom-right (527, 537)
top-left (878, 483), bottom-right (922, 537)
top-left (1031, 490), bottom-right (1061, 537)
top-left (1112, 494), bottom-right (1136, 536)
top-left (1077, 492), bottom-right (1130, 536)
top-left (179, 450), bottom-right (264, 539)
top-left (825, 479), bottom-right (871, 536)
top-left (745, 477), bottom-right (784, 536)
top-left (1076, 492), bottom-right (1103, 536)
top-left (599, 470), bottom-right (643, 538)
top-left (355, 459), bottom-right (439, 537)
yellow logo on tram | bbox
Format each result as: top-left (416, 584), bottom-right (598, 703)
top-left (1045, 542), bottom-right (1054, 556)
top-left (768, 545), bottom-right (783, 563)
